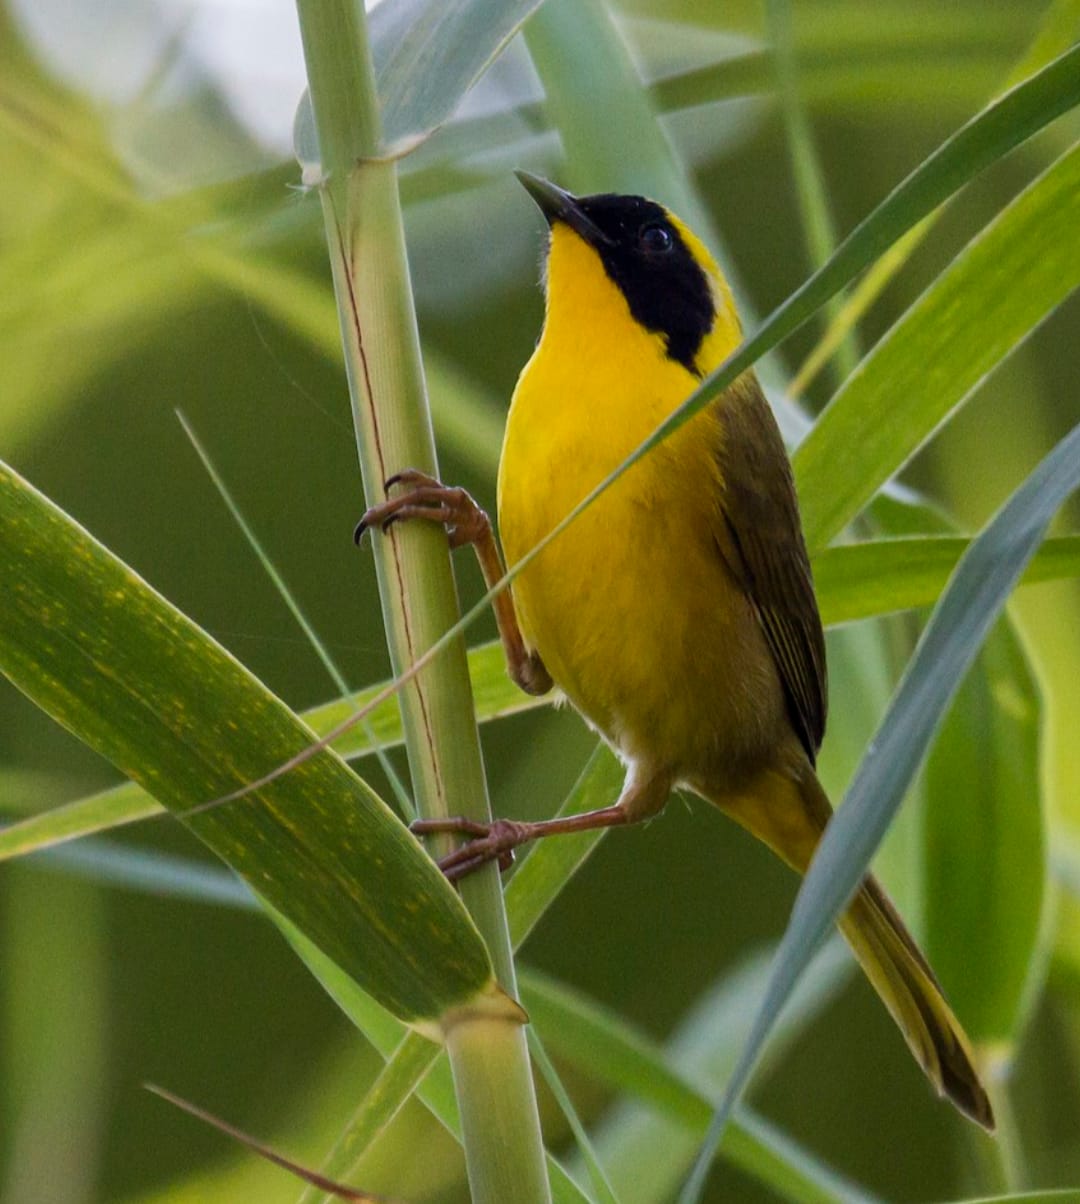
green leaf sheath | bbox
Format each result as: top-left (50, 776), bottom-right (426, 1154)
top-left (0, 461), bottom-right (490, 1024)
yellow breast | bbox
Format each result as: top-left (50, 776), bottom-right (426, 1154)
top-left (497, 224), bottom-right (754, 770)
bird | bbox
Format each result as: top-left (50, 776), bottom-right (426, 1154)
top-left (355, 171), bottom-right (994, 1130)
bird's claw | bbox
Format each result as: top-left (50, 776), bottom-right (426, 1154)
top-left (354, 470), bottom-right (489, 550)
top-left (411, 815), bottom-right (533, 883)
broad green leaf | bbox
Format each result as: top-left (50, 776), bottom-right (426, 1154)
top-left (0, 461), bottom-right (492, 1025)
top-left (924, 619), bottom-right (1045, 1048)
top-left (813, 536), bottom-right (1080, 627)
top-left (0, 640), bottom-right (540, 860)
top-left (684, 418), bottom-right (1080, 1197)
top-left (795, 136), bottom-right (1080, 551)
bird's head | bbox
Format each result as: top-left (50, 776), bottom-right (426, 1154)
top-left (516, 171), bottom-right (741, 378)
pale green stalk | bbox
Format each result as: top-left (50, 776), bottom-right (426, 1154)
top-left (293, 3), bottom-right (549, 1201)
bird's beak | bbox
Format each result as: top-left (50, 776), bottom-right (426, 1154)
top-left (515, 170), bottom-right (613, 247)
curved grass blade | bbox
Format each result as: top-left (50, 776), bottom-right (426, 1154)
top-left (944, 1194), bottom-right (1080, 1204)
top-left (681, 418), bottom-right (1080, 1200)
top-left (24, 840), bottom-right (255, 909)
top-left (795, 135), bottom-right (1080, 551)
top-left (0, 460), bottom-right (492, 1026)
top-left (295, 1033), bottom-right (442, 1204)
top-left (789, 0), bottom-right (1080, 398)
top-left (505, 744), bottom-right (624, 948)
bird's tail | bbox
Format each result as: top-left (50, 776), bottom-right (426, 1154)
top-left (709, 765), bottom-right (994, 1130)
top-left (839, 869), bottom-right (994, 1129)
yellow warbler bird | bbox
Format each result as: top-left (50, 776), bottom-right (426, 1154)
top-left (357, 172), bottom-right (993, 1129)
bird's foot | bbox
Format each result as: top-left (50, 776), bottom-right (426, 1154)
top-left (354, 470), bottom-right (490, 550)
top-left (411, 815), bottom-right (535, 883)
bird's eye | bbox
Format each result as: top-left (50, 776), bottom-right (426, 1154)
top-left (639, 223), bottom-right (674, 253)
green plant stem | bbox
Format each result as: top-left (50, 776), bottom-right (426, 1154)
top-left (294, 3), bottom-right (549, 1201)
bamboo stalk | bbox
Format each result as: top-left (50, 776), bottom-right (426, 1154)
top-left (294, 3), bottom-right (550, 1200)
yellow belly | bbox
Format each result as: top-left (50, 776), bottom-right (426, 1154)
top-left (497, 328), bottom-right (782, 782)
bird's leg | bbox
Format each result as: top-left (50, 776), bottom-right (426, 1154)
top-left (355, 470), bottom-right (552, 696)
top-left (412, 768), bottom-right (673, 883)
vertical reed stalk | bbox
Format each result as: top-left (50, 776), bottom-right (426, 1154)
top-left (294, 3), bottom-right (550, 1199)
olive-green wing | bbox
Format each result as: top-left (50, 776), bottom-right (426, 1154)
top-left (712, 376), bottom-right (827, 762)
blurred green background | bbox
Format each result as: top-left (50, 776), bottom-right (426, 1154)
top-left (2, 1), bottom-right (1080, 1201)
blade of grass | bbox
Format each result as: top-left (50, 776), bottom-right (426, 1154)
top-left (528, 1030), bottom-right (618, 1204)
top-left (790, 0), bottom-right (1080, 396)
top-left (795, 135), bottom-right (1080, 551)
top-left (177, 410), bottom-right (414, 820)
top-left (22, 840), bottom-right (254, 908)
top-left (767, 0), bottom-right (859, 386)
top-left (505, 744), bottom-right (624, 948)
top-left (814, 534), bottom-right (1080, 626)
top-left (681, 418), bottom-right (1080, 1200)
top-left (297, 1034), bottom-right (442, 1204)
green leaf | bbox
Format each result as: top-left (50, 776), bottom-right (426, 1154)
top-left (924, 619), bottom-right (1045, 1049)
top-left (0, 639), bottom-right (541, 860)
top-left (683, 417), bottom-right (1080, 1196)
top-left (295, 0), bottom-right (549, 168)
top-left (22, 840), bottom-right (254, 908)
top-left (0, 460), bottom-right (492, 1026)
top-left (813, 535), bottom-right (1080, 626)
top-left (795, 136), bottom-right (1080, 551)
